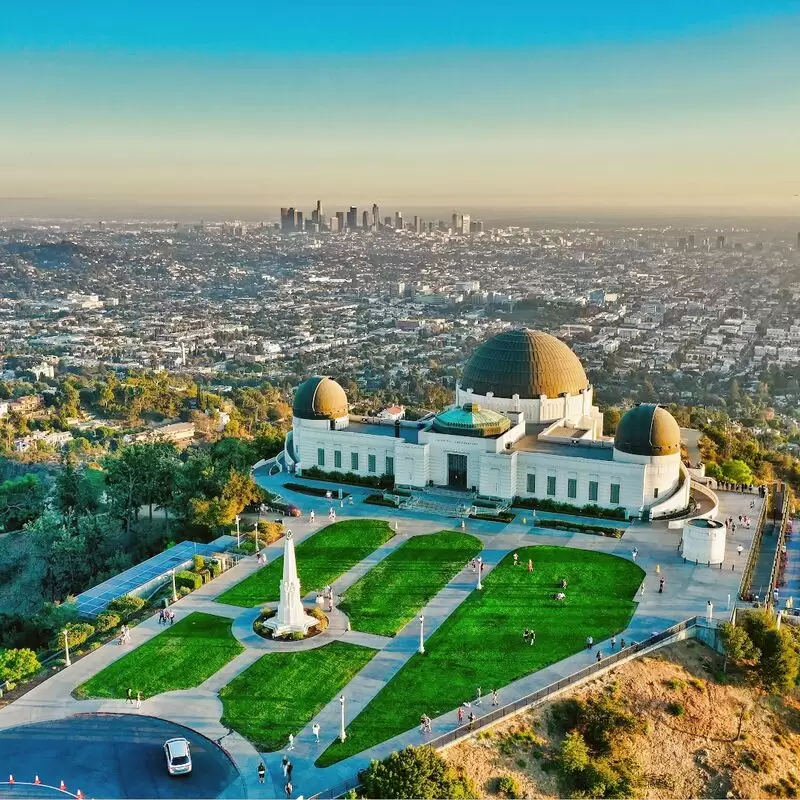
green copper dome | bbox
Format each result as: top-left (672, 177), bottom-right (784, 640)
top-left (432, 403), bottom-right (511, 438)
top-left (461, 328), bottom-right (589, 399)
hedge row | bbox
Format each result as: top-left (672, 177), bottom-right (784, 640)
top-left (513, 497), bottom-right (627, 521)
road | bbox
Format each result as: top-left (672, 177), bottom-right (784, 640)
top-left (0, 714), bottom-right (242, 799)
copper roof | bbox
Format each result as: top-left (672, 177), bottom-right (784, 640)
top-left (461, 329), bottom-right (589, 399)
top-left (292, 376), bottom-right (349, 420)
top-left (432, 403), bottom-right (511, 438)
top-left (614, 403), bottom-right (681, 457)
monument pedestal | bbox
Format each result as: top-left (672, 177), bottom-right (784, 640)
top-left (265, 530), bottom-right (320, 637)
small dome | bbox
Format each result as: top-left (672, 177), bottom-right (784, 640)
top-left (614, 403), bottom-right (681, 457)
top-left (293, 376), bottom-right (349, 420)
top-left (432, 403), bottom-right (511, 438)
top-left (461, 328), bottom-right (589, 399)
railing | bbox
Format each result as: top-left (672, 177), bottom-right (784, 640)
top-left (766, 490), bottom-right (792, 605)
top-left (311, 616), bottom-right (700, 799)
top-left (738, 491), bottom-right (769, 602)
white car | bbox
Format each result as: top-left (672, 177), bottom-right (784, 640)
top-left (164, 737), bottom-right (192, 776)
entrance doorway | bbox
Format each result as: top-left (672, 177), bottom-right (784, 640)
top-left (447, 453), bottom-right (468, 489)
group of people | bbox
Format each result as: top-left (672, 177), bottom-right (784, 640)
top-left (522, 628), bottom-right (536, 645)
top-left (256, 551), bottom-right (267, 565)
top-left (511, 552), bottom-right (535, 572)
top-left (157, 609), bottom-right (175, 626)
top-left (125, 687), bottom-right (143, 708)
top-left (117, 623), bottom-right (132, 644)
top-left (469, 558), bottom-right (485, 573)
top-left (724, 515), bottom-right (751, 536)
top-left (419, 713), bottom-right (433, 733)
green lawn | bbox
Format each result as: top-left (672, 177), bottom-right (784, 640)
top-left (215, 519), bottom-right (395, 608)
top-left (219, 641), bottom-right (376, 751)
top-left (339, 532), bottom-right (482, 636)
top-left (74, 612), bottom-right (244, 699)
top-left (317, 545), bottom-right (643, 766)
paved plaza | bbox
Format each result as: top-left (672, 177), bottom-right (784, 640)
top-left (0, 468), bottom-right (764, 799)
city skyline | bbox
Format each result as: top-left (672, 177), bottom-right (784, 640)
top-left (2, 1), bottom-right (800, 214)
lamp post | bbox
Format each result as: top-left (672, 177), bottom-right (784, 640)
top-left (235, 514), bottom-right (241, 547)
top-left (170, 568), bottom-right (178, 603)
top-left (339, 695), bottom-right (347, 742)
top-left (476, 557), bottom-right (483, 591)
top-left (254, 522), bottom-right (259, 553)
top-left (63, 629), bottom-right (71, 667)
top-left (418, 614), bottom-right (425, 655)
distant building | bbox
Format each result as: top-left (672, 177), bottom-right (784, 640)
top-left (133, 421), bottom-right (195, 445)
top-left (377, 405), bottom-right (405, 421)
top-left (395, 211), bottom-right (403, 230)
top-left (346, 206), bottom-right (358, 230)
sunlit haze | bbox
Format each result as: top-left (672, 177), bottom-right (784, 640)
top-left (2, 1), bottom-right (800, 216)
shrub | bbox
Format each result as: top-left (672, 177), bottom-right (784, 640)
top-left (53, 623), bottom-right (95, 651)
top-left (302, 465), bottom-right (394, 490)
top-left (178, 586), bottom-right (192, 597)
top-left (107, 594), bottom-right (146, 619)
top-left (257, 521), bottom-right (283, 544)
top-left (208, 559), bottom-right (222, 579)
top-left (560, 730), bottom-right (590, 774)
top-left (360, 745), bottom-right (476, 799)
top-left (0, 647), bottom-right (41, 685)
top-left (365, 493), bottom-right (399, 508)
top-left (94, 611), bottom-right (120, 633)
top-left (666, 701), bottom-right (685, 717)
top-left (175, 570), bottom-right (202, 592)
top-left (192, 554), bottom-right (205, 572)
top-left (309, 606), bottom-right (329, 632)
top-left (663, 677), bottom-right (686, 691)
top-left (497, 775), bottom-right (522, 799)
top-left (513, 496), bottom-right (627, 521)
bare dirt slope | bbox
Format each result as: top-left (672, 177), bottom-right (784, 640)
top-left (444, 640), bottom-right (800, 799)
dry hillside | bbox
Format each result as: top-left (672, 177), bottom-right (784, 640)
top-left (444, 640), bottom-right (800, 799)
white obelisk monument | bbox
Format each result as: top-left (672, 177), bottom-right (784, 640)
top-left (265, 530), bottom-right (320, 637)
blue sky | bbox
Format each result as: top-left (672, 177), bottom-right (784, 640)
top-left (2, 1), bottom-right (800, 212)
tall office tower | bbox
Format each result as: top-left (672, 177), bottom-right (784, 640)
top-left (452, 212), bottom-right (460, 232)
top-left (475, 220), bottom-right (484, 233)
top-left (336, 211), bottom-right (345, 232)
top-left (316, 199), bottom-right (322, 222)
top-left (797, 231), bottom-right (800, 251)
top-left (470, 220), bottom-right (478, 233)
top-left (438, 220), bottom-right (446, 232)
top-left (280, 207), bottom-right (295, 233)
top-left (395, 211), bottom-right (403, 230)
top-left (688, 234), bottom-right (696, 249)
top-left (295, 211), bottom-right (304, 230)
top-left (346, 206), bottom-right (358, 230)
top-left (461, 214), bottom-right (471, 234)
top-left (413, 215), bottom-right (420, 233)
top-left (372, 204), bottom-right (380, 229)
top-left (384, 216), bottom-right (392, 228)
top-left (329, 216), bottom-right (340, 233)
top-left (716, 235), bottom-right (725, 250)
top-left (678, 237), bottom-right (687, 250)
top-left (428, 221), bottom-right (434, 233)
top-left (362, 210), bottom-right (370, 229)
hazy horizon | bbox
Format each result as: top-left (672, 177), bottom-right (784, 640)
top-left (3, 1), bottom-right (800, 215)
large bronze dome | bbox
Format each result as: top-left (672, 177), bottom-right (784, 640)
top-left (292, 376), bottom-right (349, 420)
top-left (460, 329), bottom-right (589, 399)
top-left (614, 403), bottom-right (681, 457)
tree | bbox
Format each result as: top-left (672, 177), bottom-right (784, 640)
top-left (0, 474), bottom-right (47, 531)
top-left (720, 458), bottom-right (753, 485)
top-left (758, 629), bottom-right (799, 694)
top-left (53, 455), bottom-right (103, 527)
top-left (360, 746), bottom-right (476, 799)
top-left (0, 648), bottom-right (40, 685)
top-left (718, 622), bottom-right (758, 673)
top-left (560, 730), bottom-right (590, 774)
top-left (603, 408), bottom-right (622, 436)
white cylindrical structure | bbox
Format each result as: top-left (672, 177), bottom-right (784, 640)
top-left (681, 518), bottom-right (726, 565)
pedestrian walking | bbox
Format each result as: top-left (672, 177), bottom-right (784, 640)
top-left (475, 686), bottom-right (482, 705)
top-left (530, 629), bottom-right (536, 646)
top-left (169, 611), bottom-right (175, 625)
top-left (285, 781), bottom-right (293, 798)
top-left (737, 545), bottom-right (743, 556)
top-left (126, 687), bottom-right (133, 704)
top-left (312, 722), bottom-right (320, 743)
top-left (288, 733), bottom-right (294, 751)
top-left (457, 707), bottom-right (464, 725)
top-left (611, 635), bottom-right (616, 650)
top-left (468, 711), bottom-right (476, 731)
top-left (631, 547), bottom-right (638, 562)
top-left (527, 559), bottom-right (533, 573)
top-left (513, 552), bottom-right (519, 566)
top-left (640, 583), bottom-right (645, 596)
top-left (287, 762), bottom-right (294, 780)
top-left (310, 510), bottom-right (315, 523)
top-left (135, 690), bottom-right (142, 709)
top-left (586, 635), bottom-right (593, 649)
top-left (523, 628), bottom-right (530, 644)
top-left (158, 609), bottom-right (165, 625)
top-left (659, 577), bottom-right (665, 594)
top-left (257, 762), bottom-right (265, 784)
top-left (282, 756), bottom-right (289, 778)
top-left (420, 715), bottom-right (427, 734)
top-left (596, 650), bottom-right (602, 663)
top-left (620, 637), bottom-right (625, 649)
top-left (491, 689), bottom-right (499, 706)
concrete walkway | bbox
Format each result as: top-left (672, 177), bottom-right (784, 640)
top-left (0, 476), bottom-right (764, 800)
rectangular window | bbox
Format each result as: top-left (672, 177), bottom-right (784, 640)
top-left (588, 481), bottom-right (599, 502)
top-left (385, 456), bottom-right (394, 476)
top-left (654, 487), bottom-right (659, 499)
top-left (351, 452), bottom-right (359, 471)
top-left (610, 483), bottom-right (621, 504)
top-left (317, 448), bottom-right (325, 467)
top-left (526, 473), bottom-right (536, 493)
top-left (334, 450), bottom-right (342, 469)
top-left (368, 454), bottom-right (376, 473)
top-left (567, 478), bottom-right (577, 499)
top-left (547, 475), bottom-right (556, 496)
